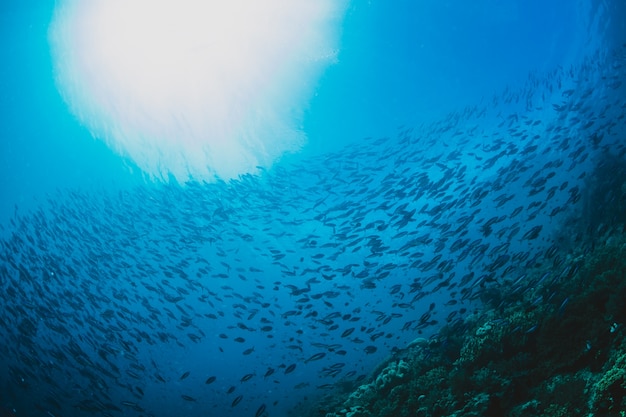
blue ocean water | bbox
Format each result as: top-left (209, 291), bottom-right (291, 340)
top-left (0, 0), bottom-right (625, 416)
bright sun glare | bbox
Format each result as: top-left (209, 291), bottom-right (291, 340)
top-left (49, 0), bottom-right (346, 182)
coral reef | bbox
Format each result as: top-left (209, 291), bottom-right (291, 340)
top-left (322, 229), bottom-right (626, 417)
top-left (332, 360), bottom-right (412, 417)
top-left (591, 346), bottom-right (626, 415)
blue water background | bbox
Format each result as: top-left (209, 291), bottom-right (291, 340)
top-left (1, 1), bottom-right (624, 416)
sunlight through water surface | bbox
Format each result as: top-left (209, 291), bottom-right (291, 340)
top-left (48, 0), bottom-right (346, 181)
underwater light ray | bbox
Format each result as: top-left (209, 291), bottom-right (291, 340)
top-left (49, 0), bottom-right (346, 182)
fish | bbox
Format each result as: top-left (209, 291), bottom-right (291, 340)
top-left (305, 352), bottom-right (326, 363)
top-left (341, 328), bottom-right (355, 338)
top-left (205, 376), bottom-right (216, 384)
top-left (522, 225), bottom-right (543, 240)
top-left (255, 404), bottom-right (267, 417)
top-left (364, 345), bottom-right (377, 354)
top-left (231, 395), bottom-right (243, 407)
top-left (240, 373), bottom-right (255, 383)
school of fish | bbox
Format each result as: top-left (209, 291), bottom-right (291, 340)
top-left (0, 44), bottom-right (625, 417)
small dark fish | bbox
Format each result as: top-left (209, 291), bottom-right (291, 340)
top-left (364, 345), bottom-right (377, 354)
top-left (241, 373), bottom-right (255, 382)
top-left (243, 347), bottom-right (255, 355)
top-left (205, 376), bottom-right (216, 384)
top-left (305, 352), bottom-right (326, 363)
top-left (179, 371), bottom-right (190, 381)
top-left (522, 225), bottom-right (542, 240)
top-left (231, 395), bottom-right (243, 407)
top-left (227, 386), bottom-right (236, 394)
top-left (510, 206), bottom-right (524, 218)
top-left (255, 404), bottom-right (267, 417)
top-left (341, 328), bottom-right (355, 338)
top-left (264, 368), bottom-right (275, 378)
top-left (284, 364), bottom-right (297, 374)
top-left (181, 394), bottom-right (196, 402)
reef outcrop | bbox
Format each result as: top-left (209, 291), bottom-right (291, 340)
top-left (323, 229), bottom-right (626, 417)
